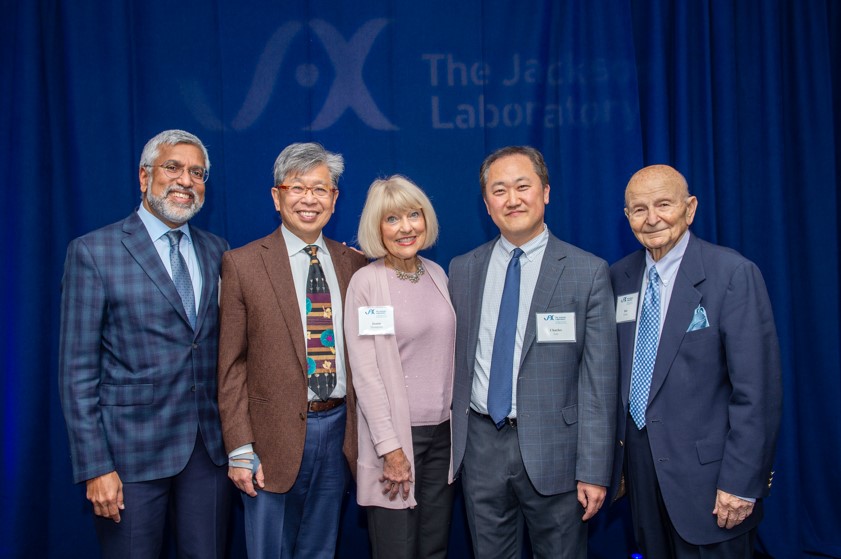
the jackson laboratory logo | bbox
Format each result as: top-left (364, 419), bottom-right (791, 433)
top-left (185, 19), bottom-right (397, 132)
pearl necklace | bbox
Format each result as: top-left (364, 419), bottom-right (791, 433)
top-left (392, 260), bottom-right (425, 283)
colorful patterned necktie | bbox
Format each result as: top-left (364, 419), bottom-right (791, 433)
top-left (165, 230), bottom-right (196, 329)
top-left (629, 265), bottom-right (661, 429)
top-left (305, 245), bottom-right (336, 401)
top-left (487, 247), bottom-right (524, 428)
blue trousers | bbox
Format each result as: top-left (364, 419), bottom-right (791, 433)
top-left (243, 403), bottom-right (348, 559)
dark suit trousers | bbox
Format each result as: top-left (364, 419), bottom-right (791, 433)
top-left (625, 417), bottom-right (755, 559)
top-left (93, 431), bottom-right (232, 559)
top-left (367, 420), bottom-right (454, 559)
top-left (462, 410), bottom-right (586, 559)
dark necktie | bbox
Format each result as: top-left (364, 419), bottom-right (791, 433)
top-left (629, 265), bottom-right (661, 429)
top-left (165, 230), bottom-right (196, 329)
top-left (305, 245), bottom-right (336, 401)
top-left (488, 247), bottom-right (524, 428)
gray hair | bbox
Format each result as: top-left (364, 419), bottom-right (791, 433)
top-left (273, 142), bottom-right (344, 187)
top-left (139, 129), bottom-right (210, 170)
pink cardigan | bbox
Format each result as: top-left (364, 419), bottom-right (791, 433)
top-left (344, 257), bottom-right (455, 509)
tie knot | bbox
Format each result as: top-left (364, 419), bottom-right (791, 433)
top-left (165, 230), bottom-right (183, 248)
top-left (511, 247), bottom-right (524, 260)
top-left (648, 265), bottom-right (660, 284)
top-left (306, 245), bottom-right (319, 257)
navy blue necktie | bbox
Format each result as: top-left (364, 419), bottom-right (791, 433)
top-left (629, 265), bottom-right (660, 429)
top-left (165, 230), bottom-right (196, 329)
top-left (488, 247), bottom-right (524, 428)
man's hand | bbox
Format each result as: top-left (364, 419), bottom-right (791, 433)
top-left (379, 448), bottom-right (413, 501)
top-left (342, 242), bottom-right (366, 257)
top-left (229, 463), bottom-right (265, 497)
top-left (577, 481), bottom-right (607, 521)
top-left (86, 471), bottom-right (124, 523)
top-left (713, 489), bottom-right (754, 529)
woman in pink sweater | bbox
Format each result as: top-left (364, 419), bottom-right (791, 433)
top-left (345, 175), bottom-right (456, 559)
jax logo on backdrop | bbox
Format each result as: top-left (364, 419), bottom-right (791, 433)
top-left (184, 19), bottom-right (397, 132)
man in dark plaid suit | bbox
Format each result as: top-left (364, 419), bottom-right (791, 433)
top-left (59, 129), bottom-right (232, 558)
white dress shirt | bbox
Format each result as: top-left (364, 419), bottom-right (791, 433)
top-left (137, 204), bottom-right (202, 311)
top-left (471, 225), bottom-right (549, 418)
top-left (281, 224), bottom-right (347, 401)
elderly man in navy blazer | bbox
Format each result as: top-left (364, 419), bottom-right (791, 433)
top-left (59, 130), bottom-right (231, 558)
top-left (449, 146), bottom-right (618, 559)
top-left (610, 164), bottom-right (782, 558)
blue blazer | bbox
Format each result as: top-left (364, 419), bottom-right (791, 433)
top-left (609, 233), bottom-right (782, 545)
top-left (59, 210), bottom-right (229, 484)
top-left (449, 232), bottom-right (618, 495)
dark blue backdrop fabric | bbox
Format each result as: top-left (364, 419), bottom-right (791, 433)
top-left (1, 1), bottom-right (838, 557)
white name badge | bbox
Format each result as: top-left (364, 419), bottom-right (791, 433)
top-left (357, 306), bottom-right (395, 335)
top-left (616, 293), bottom-right (638, 323)
top-left (536, 312), bottom-right (576, 343)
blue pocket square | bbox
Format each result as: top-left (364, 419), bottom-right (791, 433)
top-left (687, 305), bottom-right (709, 332)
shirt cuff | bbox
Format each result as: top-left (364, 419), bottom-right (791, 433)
top-left (228, 443), bottom-right (254, 458)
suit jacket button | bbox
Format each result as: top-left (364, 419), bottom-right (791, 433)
top-left (619, 440), bottom-right (624, 447)
top-left (191, 385), bottom-right (196, 392)
top-left (192, 343), bottom-right (198, 349)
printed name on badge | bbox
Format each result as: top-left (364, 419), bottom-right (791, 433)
top-left (357, 306), bottom-right (395, 335)
top-left (536, 312), bottom-right (576, 343)
top-left (615, 293), bottom-right (638, 323)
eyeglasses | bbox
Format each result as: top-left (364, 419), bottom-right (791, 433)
top-left (275, 184), bottom-right (338, 198)
top-left (146, 163), bottom-right (209, 183)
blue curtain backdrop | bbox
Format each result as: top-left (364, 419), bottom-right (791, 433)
top-left (1, 0), bottom-right (838, 557)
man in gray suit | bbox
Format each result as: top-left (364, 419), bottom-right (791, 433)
top-left (449, 146), bottom-right (618, 558)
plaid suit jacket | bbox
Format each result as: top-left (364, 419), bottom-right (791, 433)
top-left (449, 232), bottom-right (618, 495)
top-left (59, 210), bottom-right (229, 484)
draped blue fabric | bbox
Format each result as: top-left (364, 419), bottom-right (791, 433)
top-left (1, 1), bottom-right (838, 557)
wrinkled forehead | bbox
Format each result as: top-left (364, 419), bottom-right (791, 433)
top-left (625, 171), bottom-right (688, 206)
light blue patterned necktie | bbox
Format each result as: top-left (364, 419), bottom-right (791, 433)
top-left (165, 230), bottom-right (196, 329)
top-left (488, 247), bottom-right (524, 428)
top-left (629, 265), bottom-right (660, 429)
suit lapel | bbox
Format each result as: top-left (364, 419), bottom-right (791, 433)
top-left (261, 229), bottom-right (307, 374)
top-left (324, 238), bottom-right (355, 297)
top-left (121, 212), bottom-right (193, 328)
top-left (648, 236), bottom-right (705, 404)
top-left (521, 235), bottom-right (567, 364)
top-left (192, 228), bottom-right (216, 336)
top-left (616, 253), bottom-right (646, 408)
top-left (465, 241), bottom-right (494, 375)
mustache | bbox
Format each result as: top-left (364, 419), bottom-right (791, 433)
top-left (163, 186), bottom-right (195, 198)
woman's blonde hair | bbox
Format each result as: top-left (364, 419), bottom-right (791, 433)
top-left (357, 175), bottom-right (439, 258)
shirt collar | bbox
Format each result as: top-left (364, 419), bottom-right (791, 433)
top-left (281, 224), bottom-right (327, 256)
top-left (137, 203), bottom-right (192, 243)
top-left (497, 224), bottom-right (548, 262)
top-left (645, 230), bottom-right (691, 287)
